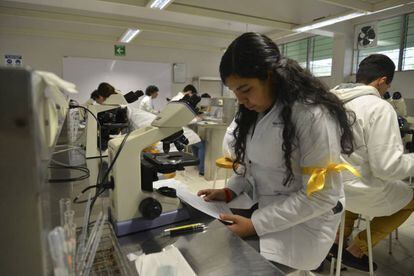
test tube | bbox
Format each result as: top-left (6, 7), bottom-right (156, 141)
top-left (59, 198), bottom-right (72, 226)
top-left (64, 222), bottom-right (77, 275)
top-left (77, 212), bottom-right (103, 273)
top-left (82, 215), bottom-right (107, 276)
top-left (48, 226), bottom-right (69, 276)
top-left (76, 192), bottom-right (92, 271)
top-left (64, 210), bottom-right (75, 226)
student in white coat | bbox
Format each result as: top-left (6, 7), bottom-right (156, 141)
top-left (170, 84), bottom-right (197, 102)
top-left (197, 32), bottom-right (357, 270)
top-left (170, 84), bottom-right (206, 175)
top-left (139, 85), bottom-right (159, 114)
top-left (127, 105), bottom-right (201, 150)
top-left (330, 54), bottom-right (414, 272)
top-left (92, 82), bottom-right (119, 104)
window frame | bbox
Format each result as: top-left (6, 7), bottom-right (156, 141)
top-left (353, 12), bottom-right (414, 73)
top-left (281, 35), bottom-right (333, 77)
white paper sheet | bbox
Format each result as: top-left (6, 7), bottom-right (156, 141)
top-left (152, 178), bottom-right (187, 190)
top-left (176, 186), bottom-right (233, 219)
top-left (135, 245), bottom-right (196, 276)
top-left (227, 192), bottom-right (256, 209)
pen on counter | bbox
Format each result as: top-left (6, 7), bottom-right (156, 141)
top-left (163, 223), bottom-right (206, 236)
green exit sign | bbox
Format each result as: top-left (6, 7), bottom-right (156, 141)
top-left (114, 45), bottom-right (126, 56)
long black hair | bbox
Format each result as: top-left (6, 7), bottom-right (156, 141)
top-left (220, 32), bottom-right (355, 185)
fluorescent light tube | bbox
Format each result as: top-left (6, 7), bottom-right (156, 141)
top-left (119, 28), bottom-right (140, 43)
top-left (148, 0), bottom-right (173, 10)
top-left (293, 11), bottom-right (368, 33)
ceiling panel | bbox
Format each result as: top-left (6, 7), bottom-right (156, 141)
top-left (1, 0), bottom-right (412, 51)
top-left (0, 14), bottom-right (123, 37)
top-left (171, 0), bottom-right (350, 25)
top-left (359, 0), bottom-right (387, 3)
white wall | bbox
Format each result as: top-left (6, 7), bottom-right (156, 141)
top-left (389, 71), bottom-right (414, 98)
top-left (62, 57), bottom-right (174, 111)
top-left (0, 33), bottom-right (222, 99)
top-left (3, 22), bottom-right (414, 100)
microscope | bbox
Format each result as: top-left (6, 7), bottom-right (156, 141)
top-left (108, 101), bottom-right (199, 236)
top-left (85, 94), bottom-right (129, 158)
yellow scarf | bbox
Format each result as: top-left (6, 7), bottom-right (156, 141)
top-left (302, 163), bottom-right (360, 196)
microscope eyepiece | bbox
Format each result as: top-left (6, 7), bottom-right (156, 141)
top-left (163, 142), bottom-right (171, 154)
top-left (173, 140), bottom-right (185, 152)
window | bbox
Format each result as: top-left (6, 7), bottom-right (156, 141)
top-left (310, 36), bottom-right (333, 77)
top-left (281, 36), bottom-right (333, 77)
top-left (403, 13), bottom-right (414, 70)
top-left (284, 38), bottom-right (308, 69)
top-left (355, 16), bottom-right (403, 72)
top-left (279, 43), bottom-right (284, 55)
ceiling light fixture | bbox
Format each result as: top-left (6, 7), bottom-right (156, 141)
top-left (118, 28), bottom-right (141, 43)
top-left (293, 11), bottom-right (369, 33)
top-left (147, 0), bottom-right (173, 10)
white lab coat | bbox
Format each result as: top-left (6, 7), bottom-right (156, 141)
top-left (331, 84), bottom-right (414, 217)
top-left (127, 106), bottom-right (201, 145)
top-left (139, 95), bottom-right (158, 114)
top-left (170, 91), bottom-right (185, 102)
top-left (391, 98), bottom-right (407, 117)
top-left (226, 102), bottom-right (344, 270)
top-left (222, 120), bottom-right (236, 159)
top-left (105, 92), bottom-right (127, 105)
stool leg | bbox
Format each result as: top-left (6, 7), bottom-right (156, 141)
top-left (330, 257), bottom-right (336, 276)
top-left (365, 216), bottom-right (374, 276)
top-left (213, 167), bottom-right (219, 189)
top-left (396, 228), bottom-right (399, 240)
top-left (388, 233), bottom-right (392, 254)
top-left (335, 212), bottom-right (346, 276)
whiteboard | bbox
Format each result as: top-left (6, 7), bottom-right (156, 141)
top-left (63, 57), bottom-right (172, 110)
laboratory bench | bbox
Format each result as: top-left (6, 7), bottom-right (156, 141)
top-left (49, 148), bottom-right (285, 275)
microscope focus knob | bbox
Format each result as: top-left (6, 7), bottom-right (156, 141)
top-left (139, 197), bottom-right (162, 219)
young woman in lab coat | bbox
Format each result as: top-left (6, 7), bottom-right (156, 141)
top-left (93, 82), bottom-right (118, 104)
top-left (197, 32), bottom-right (356, 270)
top-left (139, 85), bottom-right (159, 114)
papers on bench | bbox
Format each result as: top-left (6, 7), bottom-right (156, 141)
top-left (176, 186), bottom-right (233, 219)
top-left (135, 245), bottom-right (196, 276)
top-left (153, 178), bottom-right (236, 218)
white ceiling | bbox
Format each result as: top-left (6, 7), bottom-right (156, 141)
top-left (0, 0), bottom-right (413, 52)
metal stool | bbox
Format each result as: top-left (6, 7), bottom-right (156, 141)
top-left (358, 214), bottom-right (398, 255)
top-left (388, 228), bottom-right (399, 254)
top-left (330, 214), bottom-right (374, 276)
top-left (330, 212), bottom-right (346, 276)
top-left (213, 157), bottom-right (233, 189)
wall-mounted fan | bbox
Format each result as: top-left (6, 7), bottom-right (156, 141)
top-left (355, 23), bottom-right (378, 49)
